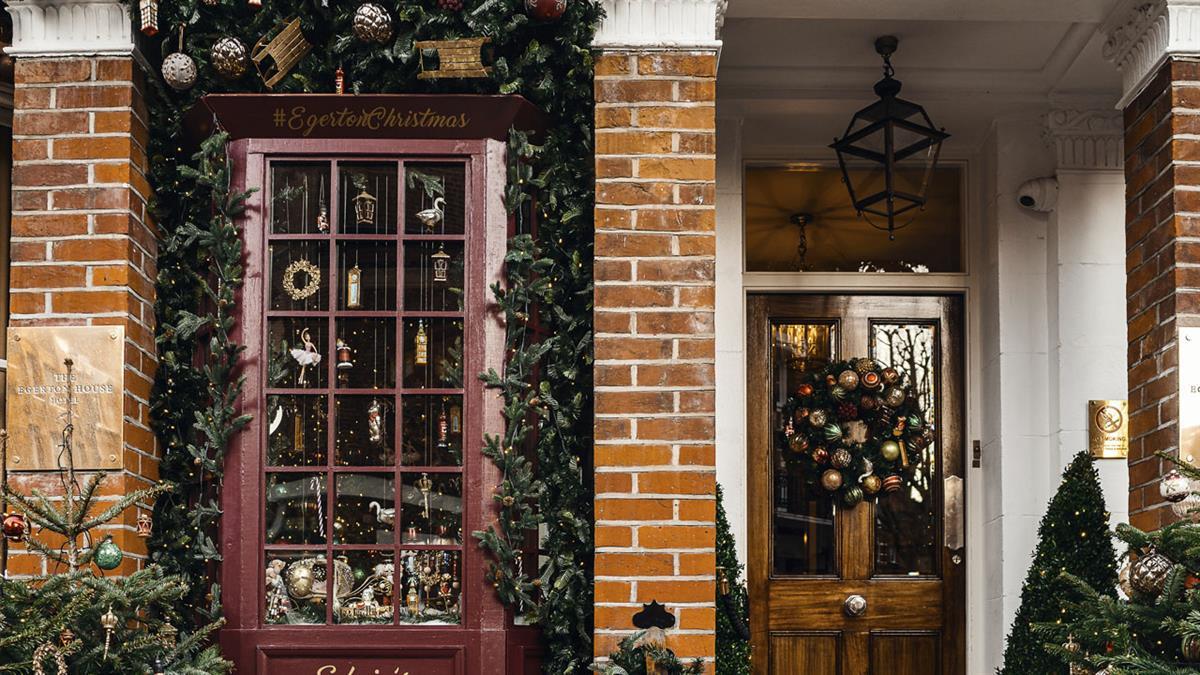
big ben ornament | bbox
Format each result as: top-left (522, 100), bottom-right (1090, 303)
top-left (414, 321), bottom-right (429, 366)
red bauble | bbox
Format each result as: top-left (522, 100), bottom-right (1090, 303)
top-left (2, 512), bottom-right (27, 541)
top-left (439, 0), bottom-right (463, 10)
top-left (526, 0), bottom-right (566, 21)
top-left (837, 402), bottom-right (858, 421)
top-left (797, 383), bottom-right (814, 397)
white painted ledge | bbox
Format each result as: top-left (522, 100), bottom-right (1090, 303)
top-left (1103, 0), bottom-right (1200, 109)
top-left (593, 0), bottom-right (725, 49)
top-left (6, 0), bottom-right (135, 58)
top-left (1044, 109), bottom-right (1124, 171)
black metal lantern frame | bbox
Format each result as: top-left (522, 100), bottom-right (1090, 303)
top-left (830, 36), bottom-right (949, 239)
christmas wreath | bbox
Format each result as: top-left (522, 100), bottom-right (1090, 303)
top-left (778, 357), bottom-right (933, 507)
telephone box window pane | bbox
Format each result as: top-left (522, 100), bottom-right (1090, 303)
top-left (401, 318), bottom-right (464, 389)
top-left (400, 472), bottom-right (462, 545)
top-left (268, 318), bottom-right (328, 389)
top-left (269, 241), bottom-right (329, 311)
top-left (335, 473), bottom-right (395, 545)
top-left (403, 240), bottom-right (465, 312)
top-left (744, 165), bottom-right (963, 273)
top-left (339, 241), bottom-right (397, 311)
top-left (266, 395), bottom-right (327, 466)
top-left (400, 550), bottom-right (461, 625)
top-left (333, 318), bottom-right (396, 390)
top-left (265, 551), bottom-right (331, 625)
top-left (335, 395), bottom-right (395, 467)
top-left (405, 163), bottom-right (466, 235)
top-left (334, 550), bottom-right (396, 625)
top-left (271, 163), bottom-right (331, 235)
top-left (265, 472), bottom-right (327, 546)
top-left (401, 395), bottom-right (464, 467)
top-left (340, 162), bottom-right (398, 235)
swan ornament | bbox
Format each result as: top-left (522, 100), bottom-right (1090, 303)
top-left (370, 500), bottom-right (395, 525)
top-left (416, 197), bottom-right (446, 230)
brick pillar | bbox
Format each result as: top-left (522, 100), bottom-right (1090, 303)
top-left (592, 40), bottom-right (718, 665)
top-left (4, 1), bottom-right (155, 576)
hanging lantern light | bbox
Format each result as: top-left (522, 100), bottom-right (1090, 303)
top-left (830, 36), bottom-right (949, 240)
top-left (353, 189), bottom-right (377, 226)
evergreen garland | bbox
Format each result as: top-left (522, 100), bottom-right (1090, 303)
top-left (715, 485), bottom-right (750, 674)
top-left (144, 0), bottom-right (599, 671)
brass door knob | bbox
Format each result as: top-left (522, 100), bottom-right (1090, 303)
top-left (843, 594), bottom-right (867, 618)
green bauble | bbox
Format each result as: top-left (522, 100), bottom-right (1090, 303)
top-left (823, 423), bottom-right (842, 441)
top-left (94, 536), bottom-right (123, 571)
top-left (830, 385), bottom-right (848, 400)
top-left (906, 414), bottom-right (923, 430)
top-left (842, 486), bottom-right (864, 506)
top-left (880, 440), bottom-right (901, 462)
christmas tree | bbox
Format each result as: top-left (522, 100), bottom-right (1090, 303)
top-left (0, 359), bottom-right (229, 674)
top-left (999, 451), bottom-right (1118, 674)
top-left (1050, 452), bottom-right (1200, 673)
top-left (715, 485), bottom-right (750, 675)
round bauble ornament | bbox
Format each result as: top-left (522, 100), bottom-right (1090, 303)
top-left (853, 357), bottom-right (877, 374)
top-left (831, 448), bottom-right (852, 469)
top-left (906, 413), bottom-right (924, 430)
top-left (910, 430), bottom-right (932, 450)
top-left (797, 383), bottom-right (814, 397)
top-left (793, 407), bottom-right (809, 423)
top-left (211, 37), bottom-right (247, 79)
top-left (879, 439), bottom-right (901, 462)
top-left (161, 52), bottom-right (197, 91)
top-left (788, 434), bottom-right (809, 454)
top-left (439, 0), bottom-right (464, 9)
top-left (883, 386), bottom-right (907, 408)
top-left (353, 2), bottom-right (394, 44)
top-left (837, 369), bottom-right (859, 391)
top-left (830, 385), bottom-right (848, 400)
top-left (527, 0), bottom-right (566, 21)
top-left (860, 395), bottom-right (879, 411)
top-left (823, 423), bottom-right (843, 441)
top-left (881, 367), bottom-right (900, 385)
top-left (1184, 635), bottom-right (1200, 661)
top-left (842, 486), bottom-right (864, 506)
top-left (287, 563), bottom-right (315, 597)
top-left (811, 448), bottom-right (829, 465)
top-left (808, 409), bottom-right (828, 427)
top-left (2, 512), bottom-right (27, 541)
top-left (94, 536), bottom-right (123, 571)
top-left (820, 469), bottom-right (843, 492)
top-left (881, 475), bottom-right (903, 493)
top-left (1161, 469), bottom-right (1191, 503)
top-left (860, 370), bottom-right (882, 390)
top-left (861, 474), bottom-right (882, 495)
top-left (837, 401), bottom-right (858, 421)
top-left (1130, 550), bottom-right (1173, 597)
top-left (1173, 492), bottom-right (1200, 522)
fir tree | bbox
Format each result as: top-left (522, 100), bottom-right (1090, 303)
top-left (0, 359), bottom-right (229, 674)
top-left (715, 485), bottom-right (750, 675)
top-left (999, 451), bottom-right (1118, 674)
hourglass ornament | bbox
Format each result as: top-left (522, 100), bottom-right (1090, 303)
top-left (414, 321), bottom-right (429, 366)
top-left (417, 473), bottom-right (434, 520)
top-left (353, 189), bottom-right (378, 226)
top-left (431, 246), bottom-right (450, 283)
top-left (346, 264), bottom-right (362, 308)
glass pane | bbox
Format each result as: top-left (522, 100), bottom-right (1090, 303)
top-left (340, 162), bottom-right (397, 235)
top-left (267, 395), bottom-right (327, 466)
top-left (334, 550), bottom-right (395, 624)
top-left (265, 472), bottom-right (327, 545)
top-left (401, 396), bottom-right (464, 467)
top-left (339, 241), bottom-right (397, 311)
top-left (772, 322), bottom-right (837, 576)
top-left (268, 318), bottom-right (328, 389)
top-left (400, 472), bottom-right (462, 545)
top-left (400, 550), bottom-right (461, 624)
top-left (271, 162), bottom-right (331, 235)
top-left (871, 322), bottom-right (939, 577)
top-left (335, 395), bottom-right (395, 466)
top-left (265, 551), bottom-right (330, 625)
top-left (403, 240), bottom-right (465, 312)
top-left (404, 163), bottom-right (466, 235)
top-left (334, 318), bottom-right (396, 390)
top-left (269, 240), bottom-right (329, 311)
top-left (744, 165), bottom-right (962, 273)
top-left (335, 473), bottom-right (395, 545)
top-left (402, 318), bottom-right (464, 389)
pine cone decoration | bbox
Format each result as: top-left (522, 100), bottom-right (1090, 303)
top-left (439, 0), bottom-right (464, 10)
top-left (837, 401), bottom-right (858, 421)
top-left (353, 2), bottom-right (394, 44)
top-left (211, 37), bottom-right (247, 80)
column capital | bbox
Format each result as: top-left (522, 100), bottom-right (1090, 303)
top-left (1044, 109), bottom-right (1124, 171)
top-left (1103, 0), bottom-right (1200, 109)
top-left (5, 0), bottom-right (135, 58)
top-left (593, 0), bottom-right (725, 50)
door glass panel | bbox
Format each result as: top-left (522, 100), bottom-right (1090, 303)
top-left (871, 322), bottom-right (940, 576)
top-left (772, 322), bottom-right (838, 576)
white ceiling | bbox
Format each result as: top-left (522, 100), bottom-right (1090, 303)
top-left (719, 0), bottom-right (1125, 157)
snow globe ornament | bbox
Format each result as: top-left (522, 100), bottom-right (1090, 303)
top-left (1161, 468), bottom-right (1191, 503)
top-left (94, 535), bottom-right (124, 571)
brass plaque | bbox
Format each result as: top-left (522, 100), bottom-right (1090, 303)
top-left (1088, 399), bottom-right (1128, 459)
top-left (1182, 327), bottom-right (1200, 465)
top-left (6, 326), bottom-right (125, 470)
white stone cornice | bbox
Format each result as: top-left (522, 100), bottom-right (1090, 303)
top-left (6, 0), bottom-right (135, 58)
top-left (1044, 109), bottom-right (1124, 171)
top-left (593, 0), bottom-right (725, 49)
top-left (1103, 0), bottom-right (1200, 109)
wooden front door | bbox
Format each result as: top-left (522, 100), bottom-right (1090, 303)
top-left (747, 294), bottom-right (965, 674)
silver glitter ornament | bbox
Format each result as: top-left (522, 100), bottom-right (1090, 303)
top-left (353, 3), bottom-right (394, 44)
top-left (162, 52), bottom-right (197, 91)
top-left (211, 36), bottom-right (248, 79)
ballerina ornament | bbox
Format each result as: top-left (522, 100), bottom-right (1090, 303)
top-left (290, 328), bottom-right (322, 385)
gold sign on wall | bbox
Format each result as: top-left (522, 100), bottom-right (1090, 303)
top-left (6, 327), bottom-right (125, 470)
top-left (1088, 399), bottom-right (1128, 459)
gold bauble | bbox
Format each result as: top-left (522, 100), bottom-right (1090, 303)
top-left (861, 475), bottom-right (882, 494)
top-left (820, 469), bottom-right (843, 491)
top-left (880, 440), bottom-right (901, 461)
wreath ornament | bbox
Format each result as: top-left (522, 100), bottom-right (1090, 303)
top-left (282, 258), bottom-right (321, 301)
top-left (779, 357), bottom-right (933, 507)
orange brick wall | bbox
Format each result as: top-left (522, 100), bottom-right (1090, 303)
top-left (593, 50), bottom-right (717, 665)
top-left (4, 56), bottom-right (157, 576)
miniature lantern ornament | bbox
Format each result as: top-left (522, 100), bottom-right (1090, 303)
top-left (432, 246), bottom-right (451, 282)
top-left (830, 36), bottom-right (950, 240)
top-left (139, 0), bottom-right (158, 36)
top-left (354, 189), bottom-right (378, 226)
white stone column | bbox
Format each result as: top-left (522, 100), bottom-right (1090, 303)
top-left (1103, 0), bottom-right (1200, 108)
